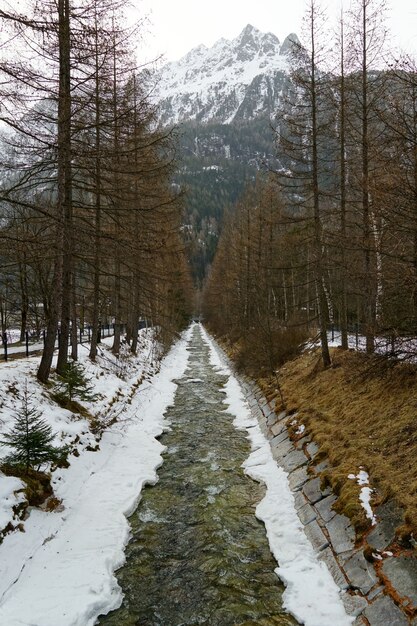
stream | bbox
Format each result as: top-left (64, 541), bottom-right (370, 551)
top-left (98, 326), bottom-right (298, 626)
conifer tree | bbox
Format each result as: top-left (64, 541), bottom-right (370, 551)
top-left (55, 361), bottom-right (97, 403)
top-left (0, 384), bottom-right (67, 473)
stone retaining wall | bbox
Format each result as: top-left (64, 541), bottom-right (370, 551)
top-left (236, 372), bottom-right (417, 626)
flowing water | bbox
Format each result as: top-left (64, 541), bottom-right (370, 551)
top-left (98, 326), bottom-right (298, 626)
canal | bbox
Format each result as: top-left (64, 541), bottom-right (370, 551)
top-left (98, 325), bottom-right (298, 626)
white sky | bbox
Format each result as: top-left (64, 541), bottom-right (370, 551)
top-left (133, 0), bottom-right (417, 64)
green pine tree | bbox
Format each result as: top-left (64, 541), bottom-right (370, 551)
top-left (1, 384), bottom-right (68, 473)
top-left (54, 361), bottom-right (98, 404)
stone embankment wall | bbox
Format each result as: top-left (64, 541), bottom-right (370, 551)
top-left (237, 373), bottom-right (417, 626)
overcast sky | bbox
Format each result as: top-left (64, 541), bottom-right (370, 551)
top-left (134, 0), bottom-right (417, 64)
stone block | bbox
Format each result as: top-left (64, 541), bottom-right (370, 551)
top-left (266, 413), bottom-right (277, 427)
top-left (342, 593), bottom-right (368, 617)
top-left (293, 491), bottom-right (308, 511)
top-left (306, 441), bottom-right (320, 459)
top-left (367, 500), bottom-right (403, 551)
top-left (363, 595), bottom-right (408, 626)
top-left (271, 438), bottom-right (293, 461)
top-left (344, 551), bottom-right (378, 595)
top-left (250, 407), bottom-right (261, 419)
top-left (270, 420), bottom-right (288, 437)
top-left (270, 430), bottom-right (289, 447)
top-left (315, 494), bottom-right (337, 523)
top-left (326, 514), bottom-right (355, 554)
top-left (280, 449), bottom-right (308, 473)
top-left (288, 466), bottom-right (309, 492)
top-left (296, 435), bottom-right (311, 448)
top-left (318, 547), bottom-right (349, 590)
top-left (303, 476), bottom-right (330, 504)
top-left (367, 586), bottom-right (383, 601)
top-left (381, 556), bottom-right (417, 608)
top-left (298, 502), bottom-right (317, 526)
top-left (303, 519), bottom-right (329, 552)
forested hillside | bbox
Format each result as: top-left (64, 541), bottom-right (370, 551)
top-left (177, 118), bottom-right (279, 281)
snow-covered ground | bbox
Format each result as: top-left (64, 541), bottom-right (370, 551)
top-left (0, 328), bottom-right (191, 626)
top-left (200, 326), bottom-right (354, 626)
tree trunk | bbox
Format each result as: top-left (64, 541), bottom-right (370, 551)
top-left (339, 13), bottom-right (349, 350)
top-left (111, 26), bottom-right (121, 356)
top-left (89, 13), bottom-right (102, 362)
top-left (18, 259), bottom-right (28, 343)
top-left (56, 0), bottom-right (73, 376)
top-left (310, 3), bottom-right (331, 367)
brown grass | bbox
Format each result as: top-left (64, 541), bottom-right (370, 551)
top-left (260, 347), bottom-right (417, 541)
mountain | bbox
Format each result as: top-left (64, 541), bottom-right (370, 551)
top-left (155, 25), bottom-right (298, 126)
top-left (153, 25), bottom-right (298, 284)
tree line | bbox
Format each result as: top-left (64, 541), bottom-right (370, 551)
top-left (204, 0), bottom-right (417, 370)
top-left (0, 0), bottom-right (193, 383)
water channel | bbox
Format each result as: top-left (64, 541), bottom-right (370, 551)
top-left (98, 326), bottom-right (298, 626)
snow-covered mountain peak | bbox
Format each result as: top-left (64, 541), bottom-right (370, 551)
top-left (236, 24), bottom-right (280, 54)
top-left (280, 33), bottom-right (301, 56)
top-left (155, 25), bottom-right (295, 126)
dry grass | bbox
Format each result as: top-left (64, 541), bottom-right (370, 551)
top-left (260, 347), bottom-right (417, 542)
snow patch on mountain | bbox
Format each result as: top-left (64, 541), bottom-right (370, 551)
top-left (155, 24), bottom-right (295, 125)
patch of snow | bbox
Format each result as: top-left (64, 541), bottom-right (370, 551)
top-left (202, 165), bottom-right (221, 171)
top-left (200, 325), bottom-right (353, 626)
top-left (348, 470), bottom-right (377, 525)
top-left (357, 470), bottom-right (370, 486)
top-left (359, 487), bottom-right (377, 525)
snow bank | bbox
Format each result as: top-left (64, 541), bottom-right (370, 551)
top-left (0, 328), bottom-right (191, 626)
top-left (0, 330), bottom-right (159, 537)
top-left (0, 475), bottom-right (25, 531)
top-left (200, 326), bottom-right (353, 626)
